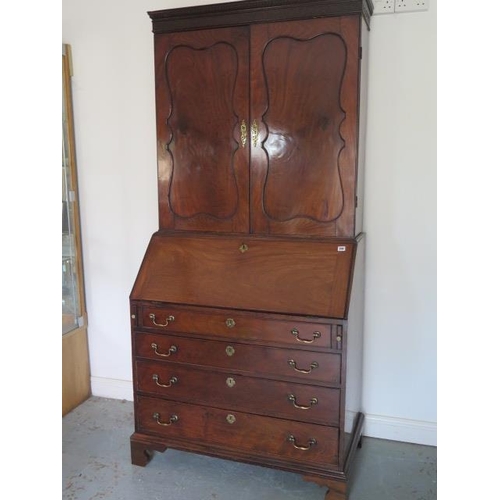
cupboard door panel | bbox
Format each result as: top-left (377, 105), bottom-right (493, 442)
top-left (250, 17), bottom-right (360, 237)
top-left (155, 27), bottom-right (250, 233)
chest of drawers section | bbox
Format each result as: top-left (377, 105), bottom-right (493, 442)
top-left (130, 301), bottom-right (347, 474)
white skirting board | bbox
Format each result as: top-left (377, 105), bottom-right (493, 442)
top-left (91, 377), bottom-right (436, 447)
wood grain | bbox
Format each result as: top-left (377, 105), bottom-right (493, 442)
top-left (131, 232), bottom-right (356, 318)
top-left (136, 395), bottom-right (340, 466)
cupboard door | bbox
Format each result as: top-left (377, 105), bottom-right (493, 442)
top-left (155, 27), bottom-right (250, 233)
top-left (250, 17), bottom-right (360, 238)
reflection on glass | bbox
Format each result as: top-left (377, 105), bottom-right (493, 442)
top-left (62, 53), bottom-right (82, 335)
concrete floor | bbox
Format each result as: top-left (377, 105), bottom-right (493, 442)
top-left (62, 397), bottom-right (436, 500)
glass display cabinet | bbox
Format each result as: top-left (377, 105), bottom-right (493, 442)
top-left (62, 43), bottom-right (90, 415)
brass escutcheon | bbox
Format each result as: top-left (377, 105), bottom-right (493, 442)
top-left (226, 345), bottom-right (235, 357)
top-left (226, 414), bottom-right (236, 424)
top-left (226, 318), bottom-right (236, 328)
top-left (240, 120), bottom-right (247, 147)
top-left (226, 377), bottom-right (236, 388)
top-left (239, 243), bottom-right (249, 253)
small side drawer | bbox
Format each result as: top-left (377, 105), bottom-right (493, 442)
top-left (136, 395), bottom-right (339, 467)
top-left (136, 360), bottom-right (340, 426)
top-left (135, 333), bottom-right (341, 385)
top-left (136, 303), bottom-right (335, 348)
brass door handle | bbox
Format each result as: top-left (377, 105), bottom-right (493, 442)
top-left (287, 394), bottom-right (318, 410)
top-left (240, 120), bottom-right (247, 147)
top-left (290, 328), bottom-right (321, 344)
top-left (153, 412), bottom-right (179, 426)
top-left (151, 343), bottom-right (177, 358)
top-left (287, 434), bottom-right (317, 450)
top-left (287, 360), bottom-right (319, 374)
top-left (149, 313), bottom-right (175, 327)
top-left (152, 374), bottom-right (178, 388)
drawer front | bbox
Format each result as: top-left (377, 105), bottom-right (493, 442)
top-left (136, 395), bottom-right (339, 466)
top-left (136, 360), bottom-right (340, 426)
top-left (137, 304), bottom-right (334, 348)
top-left (130, 233), bottom-right (355, 318)
top-left (135, 333), bottom-right (341, 385)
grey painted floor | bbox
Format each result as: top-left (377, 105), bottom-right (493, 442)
top-left (62, 397), bottom-right (436, 500)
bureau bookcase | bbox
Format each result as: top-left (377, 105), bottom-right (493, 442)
top-left (130, 1), bottom-right (373, 499)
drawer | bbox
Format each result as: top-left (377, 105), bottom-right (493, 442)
top-left (130, 233), bottom-right (356, 318)
top-left (136, 395), bottom-right (339, 466)
top-left (135, 333), bottom-right (341, 385)
top-left (136, 360), bottom-right (340, 426)
top-left (136, 304), bottom-right (335, 349)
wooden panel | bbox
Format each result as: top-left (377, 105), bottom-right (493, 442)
top-left (62, 327), bottom-right (91, 416)
top-left (136, 361), bottom-right (340, 425)
top-left (154, 27), bottom-right (249, 232)
top-left (136, 304), bottom-right (334, 348)
top-left (130, 233), bottom-right (356, 319)
top-left (136, 395), bottom-right (340, 466)
top-left (135, 337), bottom-right (341, 386)
top-left (250, 16), bottom-right (360, 237)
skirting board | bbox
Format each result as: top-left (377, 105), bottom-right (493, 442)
top-left (91, 377), bottom-right (436, 447)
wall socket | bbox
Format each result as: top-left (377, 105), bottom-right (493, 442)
top-left (395, 0), bottom-right (429, 13)
top-left (373, 0), bottom-right (395, 14)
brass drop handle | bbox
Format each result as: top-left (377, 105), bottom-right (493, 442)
top-left (151, 343), bottom-right (177, 358)
top-left (288, 394), bottom-right (318, 410)
top-left (287, 434), bottom-right (317, 451)
top-left (239, 243), bottom-right (249, 253)
top-left (251, 119), bottom-right (259, 147)
top-left (226, 414), bottom-right (236, 424)
top-left (290, 328), bottom-right (321, 344)
top-left (226, 345), bottom-right (235, 357)
top-left (288, 360), bottom-right (319, 374)
top-left (240, 120), bottom-right (247, 147)
top-left (226, 318), bottom-right (236, 328)
top-left (153, 412), bottom-right (179, 426)
top-left (149, 313), bottom-right (175, 327)
top-left (152, 374), bottom-right (178, 388)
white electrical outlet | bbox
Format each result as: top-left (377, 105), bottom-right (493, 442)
top-left (395, 0), bottom-right (429, 13)
top-left (373, 0), bottom-right (395, 14)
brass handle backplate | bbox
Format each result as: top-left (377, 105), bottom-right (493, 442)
top-left (226, 345), bottom-right (235, 357)
top-left (152, 374), bottom-right (178, 388)
top-left (239, 243), bottom-right (249, 253)
top-left (226, 414), bottom-right (236, 424)
top-left (240, 120), bottom-right (247, 147)
top-left (287, 434), bottom-right (317, 451)
top-left (226, 318), bottom-right (236, 328)
top-left (288, 394), bottom-right (319, 410)
top-left (251, 119), bottom-right (259, 147)
top-left (288, 360), bottom-right (319, 374)
top-left (226, 377), bottom-right (236, 388)
top-left (151, 343), bottom-right (177, 358)
top-left (290, 328), bottom-right (321, 344)
top-left (149, 313), bottom-right (175, 327)
top-left (153, 412), bottom-right (179, 426)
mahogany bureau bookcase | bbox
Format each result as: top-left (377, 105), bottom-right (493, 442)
top-left (129, 1), bottom-right (373, 499)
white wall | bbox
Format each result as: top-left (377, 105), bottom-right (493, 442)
top-left (62, 0), bottom-right (436, 444)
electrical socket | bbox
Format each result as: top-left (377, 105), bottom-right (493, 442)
top-left (373, 0), bottom-right (395, 15)
top-left (395, 0), bottom-right (429, 13)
